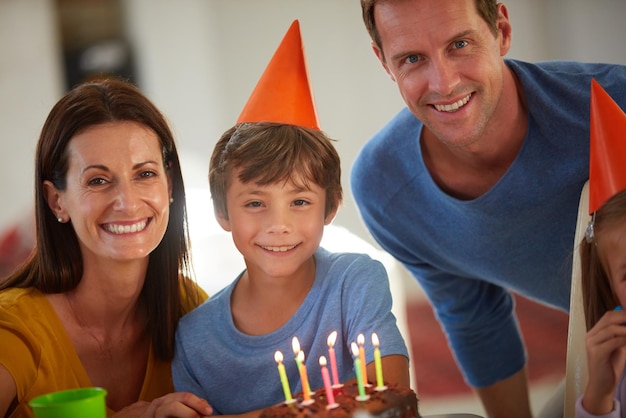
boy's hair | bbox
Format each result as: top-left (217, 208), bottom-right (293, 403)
top-left (580, 189), bottom-right (626, 330)
top-left (209, 122), bottom-right (343, 219)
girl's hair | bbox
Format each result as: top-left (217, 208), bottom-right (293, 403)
top-left (580, 190), bottom-right (626, 330)
top-left (209, 122), bottom-right (343, 219)
top-left (0, 78), bottom-right (201, 360)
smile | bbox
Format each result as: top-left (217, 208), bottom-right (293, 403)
top-left (103, 219), bottom-right (148, 235)
top-left (261, 244), bottom-right (297, 252)
top-left (433, 93), bottom-right (472, 112)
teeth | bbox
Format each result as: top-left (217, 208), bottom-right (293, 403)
top-left (434, 94), bottom-right (471, 112)
top-left (262, 245), bottom-right (297, 252)
top-left (104, 220), bottom-right (148, 235)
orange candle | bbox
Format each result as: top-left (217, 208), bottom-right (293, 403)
top-left (357, 334), bottom-right (369, 385)
top-left (297, 350), bottom-right (313, 403)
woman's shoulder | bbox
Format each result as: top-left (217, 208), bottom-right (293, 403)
top-left (178, 276), bottom-right (209, 314)
top-left (0, 286), bottom-right (44, 311)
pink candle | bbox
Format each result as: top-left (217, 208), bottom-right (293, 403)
top-left (326, 331), bottom-right (341, 387)
top-left (319, 356), bottom-right (338, 409)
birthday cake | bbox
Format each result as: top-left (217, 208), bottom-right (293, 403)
top-left (259, 382), bottom-right (419, 418)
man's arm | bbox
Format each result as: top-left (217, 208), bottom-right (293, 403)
top-left (475, 367), bottom-right (532, 418)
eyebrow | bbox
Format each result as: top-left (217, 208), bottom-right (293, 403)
top-left (389, 29), bottom-right (476, 62)
top-left (81, 160), bottom-right (160, 175)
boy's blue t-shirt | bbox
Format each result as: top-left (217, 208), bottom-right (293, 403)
top-left (172, 247), bottom-right (409, 415)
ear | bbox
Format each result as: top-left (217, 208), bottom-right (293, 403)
top-left (43, 180), bottom-right (67, 220)
top-left (496, 3), bottom-right (512, 56)
top-left (372, 42), bottom-right (396, 82)
top-left (215, 209), bottom-right (232, 232)
top-left (324, 205), bottom-right (339, 226)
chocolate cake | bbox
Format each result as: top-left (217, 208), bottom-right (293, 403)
top-left (259, 383), bottom-right (419, 417)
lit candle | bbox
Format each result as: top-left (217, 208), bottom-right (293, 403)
top-left (357, 334), bottom-right (369, 386)
top-left (371, 333), bottom-right (387, 391)
top-left (326, 331), bottom-right (342, 387)
top-left (274, 351), bottom-right (294, 403)
top-left (297, 350), bottom-right (313, 404)
top-left (319, 356), bottom-right (339, 409)
top-left (351, 342), bottom-right (369, 401)
top-left (292, 337), bottom-right (302, 369)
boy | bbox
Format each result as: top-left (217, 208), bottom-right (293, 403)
top-left (172, 20), bottom-right (409, 415)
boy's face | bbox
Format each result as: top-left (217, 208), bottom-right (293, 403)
top-left (216, 169), bottom-right (336, 282)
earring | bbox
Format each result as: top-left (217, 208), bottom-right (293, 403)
top-left (57, 217), bottom-right (63, 223)
top-left (169, 197), bottom-right (174, 204)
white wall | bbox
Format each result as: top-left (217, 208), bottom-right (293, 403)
top-left (1, 0), bottom-right (625, 247)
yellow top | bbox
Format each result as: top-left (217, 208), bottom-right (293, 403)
top-left (0, 286), bottom-right (207, 417)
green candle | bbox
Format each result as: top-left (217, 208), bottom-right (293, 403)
top-left (351, 342), bottom-right (368, 400)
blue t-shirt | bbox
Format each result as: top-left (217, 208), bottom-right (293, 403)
top-left (351, 59), bottom-right (626, 387)
top-left (172, 247), bottom-right (408, 415)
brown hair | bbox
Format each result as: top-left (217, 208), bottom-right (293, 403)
top-left (361, 0), bottom-right (499, 60)
top-left (209, 122), bottom-right (343, 220)
top-left (0, 78), bottom-right (201, 361)
top-left (580, 190), bottom-right (626, 330)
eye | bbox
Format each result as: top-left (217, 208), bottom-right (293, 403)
top-left (139, 170), bottom-right (157, 179)
top-left (87, 177), bottom-right (108, 186)
top-left (245, 201), bottom-right (263, 208)
top-left (293, 199), bottom-right (309, 207)
top-left (453, 40), bottom-right (468, 49)
top-left (404, 54), bottom-right (420, 64)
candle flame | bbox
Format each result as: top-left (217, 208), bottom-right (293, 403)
top-left (319, 355), bottom-right (328, 366)
top-left (297, 350), bottom-right (305, 362)
top-left (357, 333), bottom-right (365, 345)
top-left (327, 330), bottom-right (337, 347)
top-left (351, 342), bottom-right (359, 357)
top-left (372, 332), bottom-right (380, 347)
top-left (292, 336), bottom-right (300, 355)
top-left (275, 351), bottom-right (284, 363)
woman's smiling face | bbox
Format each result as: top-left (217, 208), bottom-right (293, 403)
top-left (45, 121), bottom-right (172, 265)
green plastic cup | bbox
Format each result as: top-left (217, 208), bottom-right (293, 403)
top-left (29, 387), bottom-right (107, 418)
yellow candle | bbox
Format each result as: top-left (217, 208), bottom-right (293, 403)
top-left (297, 350), bottom-right (312, 402)
top-left (351, 342), bottom-right (369, 400)
top-left (274, 351), bottom-right (293, 402)
top-left (372, 333), bottom-right (386, 390)
top-left (357, 333), bottom-right (368, 385)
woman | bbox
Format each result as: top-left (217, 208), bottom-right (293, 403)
top-left (0, 78), bottom-right (210, 417)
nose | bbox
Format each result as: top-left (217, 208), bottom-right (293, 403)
top-left (265, 206), bottom-right (292, 234)
top-left (112, 180), bottom-right (141, 212)
top-left (427, 56), bottom-right (460, 97)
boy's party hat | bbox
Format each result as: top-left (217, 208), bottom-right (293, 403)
top-left (236, 20), bottom-right (320, 130)
top-left (589, 78), bottom-right (626, 214)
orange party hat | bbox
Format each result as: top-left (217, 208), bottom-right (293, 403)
top-left (589, 79), bottom-right (626, 214)
top-left (236, 20), bottom-right (320, 130)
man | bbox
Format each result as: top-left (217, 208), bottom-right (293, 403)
top-left (351, 0), bottom-right (626, 417)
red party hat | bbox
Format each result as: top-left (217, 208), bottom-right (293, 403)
top-left (589, 78), bottom-right (626, 214)
top-left (236, 20), bottom-right (320, 130)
